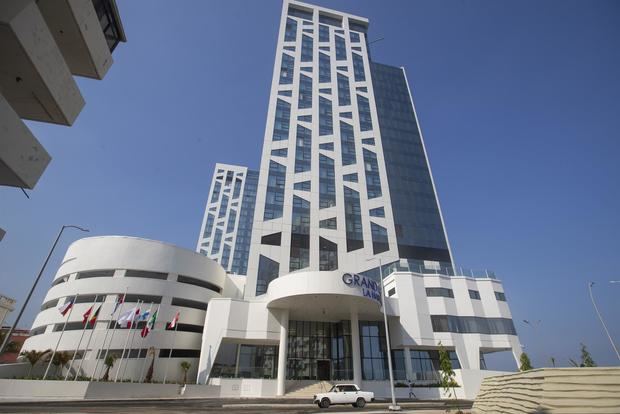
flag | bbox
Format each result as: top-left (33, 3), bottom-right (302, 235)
top-left (111, 294), bottom-right (125, 315)
top-left (88, 305), bottom-right (101, 327)
top-left (139, 308), bottom-right (150, 322)
top-left (58, 298), bottom-right (74, 316)
top-left (82, 305), bottom-right (94, 325)
top-left (118, 306), bottom-right (139, 328)
top-left (166, 312), bottom-right (180, 330)
top-left (140, 308), bottom-right (158, 338)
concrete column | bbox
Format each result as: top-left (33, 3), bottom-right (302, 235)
top-left (350, 309), bottom-right (362, 386)
top-left (276, 309), bottom-right (289, 396)
top-left (403, 347), bottom-right (414, 381)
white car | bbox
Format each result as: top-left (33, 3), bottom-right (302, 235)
top-left (313, 384), bottom-right (375, 409)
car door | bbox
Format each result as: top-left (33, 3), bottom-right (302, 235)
top-left (332, 386), bottom-right (346, 404)
top-left (343, 385), bottom-right (357, 403)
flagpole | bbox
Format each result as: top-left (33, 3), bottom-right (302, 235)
top-left (122, 313), bottom-right (140, 382)
top-left (75, 301), bottom-right (102, 380)
top-left (163, 317), bottom-right (179, 384)
top-left (43, 294), bottom-right (79, 380)
top-left (132, 302), bottom-right (152, 383)
top-left (139, 304), bottom-right (158, 382)
top-left (65, 294), bottom-right (98, 381)
top-left (115, 300), bottom-right (141, 383)
top-left (92, 290), bottom-right (127, 381)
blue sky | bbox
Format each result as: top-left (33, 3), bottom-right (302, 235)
top-left (1, 0), bottom-right (619, 369)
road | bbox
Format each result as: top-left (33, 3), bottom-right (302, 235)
top-left (0, 398), bottom-right (473, 414)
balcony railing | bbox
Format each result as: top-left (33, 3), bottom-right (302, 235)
top-left (383, 260), bottom-right (497, 279)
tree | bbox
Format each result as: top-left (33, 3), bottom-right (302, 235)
top-left (0, 331), bottom-right (19, 354)
top-left (101, 354), bottom-right (117, 381)
top-left (145, 347), bottom-right (156, 383)
top-left (51, 351), bottom-right (71, 377)
top-left (580, 343), bottom-right (596, 367)
top-left (180, 361), bottom-right (191, 385)
top-left (438, 342), bottom-right (461, 413)
top-left (519, 352), bottom-right (533, 371)
top-left (21, 349), bottom-right (51, 377)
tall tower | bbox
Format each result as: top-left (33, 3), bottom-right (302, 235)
top-left (197, 163), bottom-right (259, 275)
top-left (245, 0), bottom-right (452, 297)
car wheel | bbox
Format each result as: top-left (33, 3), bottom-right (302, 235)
top-left (355, 397), bottom-right (366, 408)
top-left (320, 398), bottom-right (330, 408)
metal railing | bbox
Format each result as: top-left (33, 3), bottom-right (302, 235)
top-left (382, 260), bottom-right (497, 279)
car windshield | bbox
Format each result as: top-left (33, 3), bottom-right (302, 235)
top-left (329, 386), bottom-right (338, 392)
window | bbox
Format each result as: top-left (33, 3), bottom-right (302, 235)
top-left (370, 207), bottom-right (385, 217)
top-left (343, 173), bottom-right (358, 182)
top-left (426, 287), bottom-right (454, 298)
top-left (319, 217), bottom-right (337, 229)
top-left (363, 149), bottom-right (382, 198)
top-left (298, 74), bottom-right (312, 109)
top-left (158, 349), bottom-right (201, 358)
top-left (278, 90), bottom-right (292, 97)
top-left (495, 291), bottom-right (506, 301)
top-left (353, 53), bottom-right (365, 82)
top-left (371, 222), bottom-right (389, 254)
top-left (41, 298), bottom-right (59, 311)
top-left (271, 148), bottom-right (288, 157)
top-left (289, 6), bottom-right (313, 21)
top-left (301, 35), bottom-right (313, 62)
top-left (264, 161), bottom-right (286, 220)
top-left (75, 269), bottom-right (114, 279)
top-left (357, 94), bottom-right (373, 131)
top-left (319, 52), bottom-right (331, 83)
top-left (344, 186), bottom-right (363, 251)
top-left (30, 326), bottom-right (46, 336)
top-left (298, 115), bottom-right (312, 122)
top-left (218, 195), bottom-right (229, 218)
top-left (232, 178), bottom-right (242, 199)
top-left (284, 17), bottom-right (297, 41)
top-left (295, 125), bottom-right (312, 173)
top-left (221, 244), bottom-right (231, 268)
top-left (319, 24), bottom-right (329, 42)
top-left (335, 35), bottom-right (346, 60)
top-left (319, 142), bottom-right (334, 150)
top-left (410, 350), bottom-right (459, 381)
top-left (319, 96), bottom-right (333, 136)
top-left (125, 270), bottom-right (168, 280)
top-left (210, 181), bottom-right (221, 203)
top-left (319, 88), bottom-right (331, 94)
top-left (283, 46), bottom-right (295, 51)
top-left (273, 99), bottom-right (291, 141)
top-left (123, 294), bottom-right (161, 304)
top-left (171, 297), bottom-right (208, 311)
top-left (290, 196), bottom-right (310, 271)
top-left (52, 275), bottom-right (69, 286)
top-left (361, 137), bottom-right (375, 145)
top-left (261, 232), bottom-right (282, 246)
top-left (337, 73), bottom-right (351, 106)
top-left (211, 228), bottom-right (223, 254)
top-left (360, 321), bottom-right (388, 380)
top-left (319, 13), bottom-right (342, 27)
top-left (469, 290), bottom-right (481, 300)
top-left (294, 181), bottom-right (311, 191)
top-left (319, 155), bottom-right (336, 208)
top-left (279, 54), bottom-right (295, 85)
top-left (340, 121), bottom-right (356, 166)
top-left (350, 31), bottom-right (360, 43)
top-left (388, 288), bottom-right (396, 297)
top-left (256, 255), bottom-right (279, 296)
top-left (319, 237), bottom-right (338, 270)
top-left (237, 345), bottom-right (279, 379)
top-left (430, 315), bottom-right (517, 335)
top-left (177, 275), bottom-right (221, 294)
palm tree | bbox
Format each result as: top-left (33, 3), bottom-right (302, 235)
top-left (21, 349), bottom-right (51, 378)
top-left (180, 361), bottom-right (191, 385)
top-left (101, 354), bottom-right (117, 381)
top-left (52, 352), bottom-right (71, 377)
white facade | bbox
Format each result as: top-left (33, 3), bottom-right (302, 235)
top-left (21, 236), bottom-right (232, 383)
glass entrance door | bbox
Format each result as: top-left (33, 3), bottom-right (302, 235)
top-left (317, 360), bottom-right (330, 380)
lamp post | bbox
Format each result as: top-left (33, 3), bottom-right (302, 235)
top-left (588, 282), bottom-right (620, 361)
top-left (367, 257), bottom-right (400, 411)
top-left (0, 225), bottom-right (89, 355)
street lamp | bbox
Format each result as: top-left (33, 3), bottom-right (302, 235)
top-left (588, 282), bottom-right (620, 361)
top-left (0, 225), bottom-right (89, 355)
top-left (367, 257), bottom-right (401, 411)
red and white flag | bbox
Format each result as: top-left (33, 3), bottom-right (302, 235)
top-left (57, 298), bottom-right (74, 316)
top-left (166, 312), bottom-right (180, 330)
top-left (111, 294), bottom-right (125, 315)
top-left (82, 305), bottom-right (94, 325)
top-left (117, 306), bottom-right (140, 328)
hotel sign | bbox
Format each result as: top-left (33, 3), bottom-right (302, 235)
top-left (342, 273), bottom-right (381, 303)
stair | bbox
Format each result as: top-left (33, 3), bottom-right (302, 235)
top-left (285, 381), bottom-right (333, 398)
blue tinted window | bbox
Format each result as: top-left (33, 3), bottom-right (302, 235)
top-left (298, 74), bottom-right (312, 109)
top-left (350, 31), bottom-right (360, 43)
top-left (233, 178), bottom-right (242, 199)
top-left (337, 73), bottom-right (351, 106)
top-left (319, 237), bottom-right (338, 270)
top-left (319, 217), bottom-right (337, 229)
top-left (343, 173), bottom-right (358, 182)
top-left (283, 46), bottom-right (295, 51)
top-left (231, 170), bottom-right (258, 275)
top-left (290, 196), bottom-right (310, 271)
top-left (363, 148), bottom-right (382, 198)
top-left (279, 54), bottom-right (295, 84)
top-left (344, 186), bottom-right (363, 251)
top-left (319, 142), bottom-right (334, 150)
top-left (295, 125), bottom-right (312, 173)
top-left (294, 181), bottom-right (311, 191)
top-left (302, 28), bottom-right (313, 33)
top-left (319, 88), bottom-right (331, 94)
top-left (353, 53), bottom-right (365, 82)
top-left (319, 53), bottom-right (331, 83)
top-left (300, 66), bottom-right (312, 72)
top-left (341, 112), bottom-right (352, 119)
top-left (337, 65), bottom-right (348, 71)
top-left (278, 90), bottom-right (292, 97)
top-left (357, 86), bottom-right (368, 92)
top-left (285, 18), bottom-right (297, 41)
top-left (271, 148), bottom-right (288, 157)
top-left (264, 161), bottom-right (286, 220)
top-left (211, 181), bottom-right (221, 203)
top-left (319, 97), bottom-right (333, 136)
top-left (203, 213), bottom-right (215, 239)
top-left (369, 207), bottom-right (385, 217)
top-left (335, 36), bottom-right (346, 60)
top-left (349, 21), bottom-right (367, 33)
top-left (211, 229), bottom-right (222, 255)
top-left (289, 6), bottom-right (313, 20)
top-left (319, 14), bottom-right (342, 27)
top-left (256, 255), bottom-right (279, 295)
top-left (371, 222), bottom-right (389, 254)
top-left (357, 94), bottom-right (373, 131)
top-left (301, 35), bottom-right (313, 62)
top-left (362, 138), bottom-right (375, 145)
top-left (273, 99), bottom-right (291, 141)
top-left (319, 46), bottom-right (330, 51)
top-left (340, 121), bottom-right (356, 166)
top-left (319, 154), bottom-right (336, 209)
top-left (319, 25), bottom-right (329, 42)
top-left (218, 195), bottom-right (229, 218)
top-left (298, 115), bottom-right (312, 122)
top-left (221, 244), bottom-right (231, 268)
top-left (226, 209), bottom-right (237, 233)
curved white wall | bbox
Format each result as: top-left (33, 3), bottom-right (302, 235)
top-left (22, 236), bottom-right (226, 383)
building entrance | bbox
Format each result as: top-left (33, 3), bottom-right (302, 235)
top-left (286, 320), bottom-right (353, 380)
top-left (317, 360), bottom-right (330, 380)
